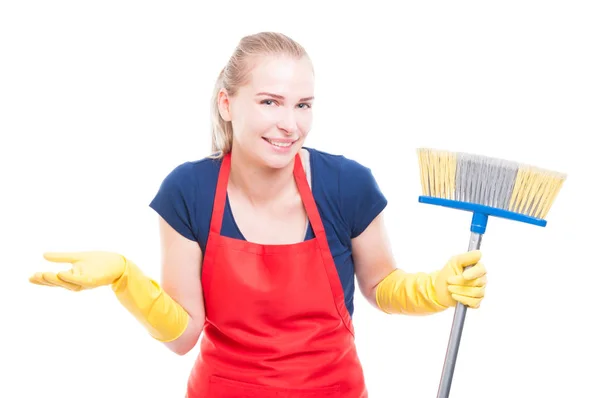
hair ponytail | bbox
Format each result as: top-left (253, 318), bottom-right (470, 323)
top-left (210, 68), bottom-right (233, 157)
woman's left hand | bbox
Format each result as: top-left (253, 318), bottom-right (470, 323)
top-left (434, 250), bottom-right (487, 309)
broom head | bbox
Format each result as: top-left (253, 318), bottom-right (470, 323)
top-left (417, 148), bottom-right (566, 229)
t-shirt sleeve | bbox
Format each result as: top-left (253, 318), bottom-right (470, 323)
top-left (339, 157), bottom-right (388, 239)
top-left (149, 162), bottom-right (199, 242)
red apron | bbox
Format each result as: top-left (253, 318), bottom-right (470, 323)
top-left (186, 152), bottom-right (368, 397)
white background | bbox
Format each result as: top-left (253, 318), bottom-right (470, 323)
top-left (2, 1), bottom-right (599, 397)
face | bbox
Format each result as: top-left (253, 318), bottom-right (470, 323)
top-left (218, 55), bottom-right (315, 169)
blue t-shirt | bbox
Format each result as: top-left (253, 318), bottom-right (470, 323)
top-left (149, 147), bottom-right (387, 317)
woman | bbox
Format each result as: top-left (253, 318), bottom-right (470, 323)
top-left (30, 32), bottom-right (487, 397)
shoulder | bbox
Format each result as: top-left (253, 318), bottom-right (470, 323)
top-left (305, 147), bottom-right (373, 176)
top-left (149, 155), bottom-right (222, 242)
top-left (305, 147), bottom-right (379, 188)
top-left (306, 147), bottom-right (387, 239)
top-left (160, 156), bottom-right (222, 186)
top-left (152, 155), bottom-right (223, 214)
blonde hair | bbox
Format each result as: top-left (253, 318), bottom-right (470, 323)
top-left (210, 32), bottom-right (309, 157)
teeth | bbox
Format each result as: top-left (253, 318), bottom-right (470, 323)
top-left (266, 139), bottom-right (293, 148)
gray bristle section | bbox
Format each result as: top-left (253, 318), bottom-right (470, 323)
top-left (456, 152), bottom-right (518, 208)
top-left (455, 153), bottom-right (469, 203)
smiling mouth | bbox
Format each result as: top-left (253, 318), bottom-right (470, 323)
top-left (262, 137), bottom-right (297, 148)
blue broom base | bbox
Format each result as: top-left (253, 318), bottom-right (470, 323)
top-left (418, 196), bottom-right (547, 234)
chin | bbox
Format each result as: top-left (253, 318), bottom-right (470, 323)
top-left (259, 151), bottom-right (298, 170)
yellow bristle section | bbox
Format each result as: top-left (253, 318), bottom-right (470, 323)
top-left (417, 148), bottom-right (456, 199)
top-left (538, 174), bottom-right (565, 218)
top-left (509, 166), bottom-right (566, 219)
top-left (417, 148), bottom-right (430, 196)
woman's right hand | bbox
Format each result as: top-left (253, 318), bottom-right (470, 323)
top-left (29, 251), bottom-right (127, 291)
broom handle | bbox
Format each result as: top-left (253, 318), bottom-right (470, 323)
top-left (436, 231), bottom-right (483, 398)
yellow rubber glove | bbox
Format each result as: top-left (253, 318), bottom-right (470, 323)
top-left (29, 251), bottom-right (189, 342)
top-left (375, 250), bottom-right (486, 314)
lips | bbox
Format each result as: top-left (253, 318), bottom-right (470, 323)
top-left (262, 137), bottom-right (297, 148)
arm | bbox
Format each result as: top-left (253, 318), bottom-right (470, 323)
top-left (158, 216), bottom-right (205, 355)
top-left (30, 217), bottom-right (205, 355)
top-left (352, 211), bottom-right (444, 314)
top-left (351, 211), bottom-right (397, 308)
top-left (108, 215), bottom-right (204, 352)
top-left (113, 162), bottom-right (205, 352)
top-left (63, 217), bottom-right (204, 354)
top-left (353, 211), bottom-right (487, 315)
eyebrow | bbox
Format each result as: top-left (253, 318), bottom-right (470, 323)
top-left (256, 92), bottom-right (314, 102)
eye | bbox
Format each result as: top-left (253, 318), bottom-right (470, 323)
top-left (297, 103), bottom-right (312, 109)
top-left (261, 99), bottom-right (276, 106)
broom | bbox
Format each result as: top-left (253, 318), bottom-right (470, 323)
top-left (416, 148), bottom-right (566, 398)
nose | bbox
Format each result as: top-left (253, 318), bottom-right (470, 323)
top-left (276, 108), bottom-right (297, 135)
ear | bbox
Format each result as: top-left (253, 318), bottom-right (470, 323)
top-left (217, 89), bottom-right (232, 122)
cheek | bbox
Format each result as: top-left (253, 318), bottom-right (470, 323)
top-left (298, 112), bottom-right (313, 135)
top-left (247, 111), bottom-right (279, 139)
top-left (233, 105), bottom-right (273, 138)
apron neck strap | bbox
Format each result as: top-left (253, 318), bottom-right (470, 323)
top-left (210, 152), bottom-right (231, 235)
top-left (292, 152), bottom-right (327, 239)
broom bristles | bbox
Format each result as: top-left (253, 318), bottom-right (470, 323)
top-left (417, 148), bottom-right (566, 220)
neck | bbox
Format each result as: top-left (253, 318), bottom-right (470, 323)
top-left (228, 150), bottom-right (300, 206)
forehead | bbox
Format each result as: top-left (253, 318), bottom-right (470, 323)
top-left (245, 55), bottom-right (314, 96)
